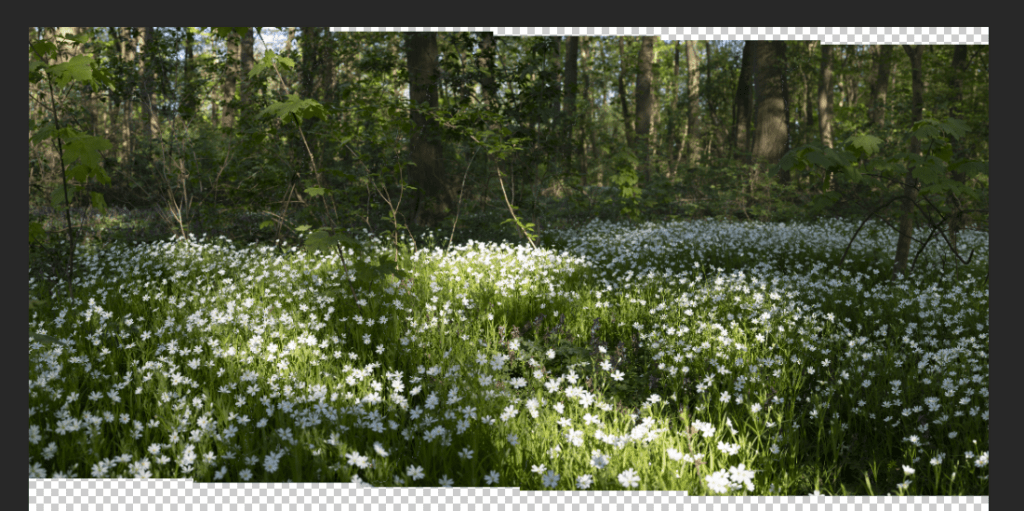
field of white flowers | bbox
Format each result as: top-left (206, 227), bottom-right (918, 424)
top-left (28, 216), bottom-right (988, 495)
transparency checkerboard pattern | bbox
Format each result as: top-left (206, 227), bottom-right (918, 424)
top-left (331, 26), bottom-right (988, 44)
top-left (28, 25), bottom-right (989, 511)
top-left (29, 480), bottom-right (990, 510)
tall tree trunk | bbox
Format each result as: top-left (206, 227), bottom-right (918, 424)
top-left (685, 41), bottom-right (701, 167)
top-left (406, 32), bottom-right (449, 226)
top-left (563, 36), bottom-right (579, 179)
top-left (750, 41), bottom-right (789, 190)
top-left (817, 44), bottom-right (835, 150)
top-left (703, 41), bottom-right (723, 162)
top-left (550, 36), bottom-right (562, 123)
top-left (779, 42), bottom-right (791, 184)
top-left (221, 30), bottom-right (238, 129)
top-left (181, 28), bottom-right (198, 120)
top-left (579, 37), bottom-right (592, 186)
top-left (477, 32), bottom-right (499, 199)
top-left (846, 48), bottom-right (860, 109)
top-left (634, 36), bottom-right (655, 184)
top-left (867, 45), bottom-right (893, 130)
top-left (616, 38), bottom-right (634, 150)
top-left (947, 45), bottom-right (969, 258)
top-left (240, 28), bottom-right (255, 108)
top-left (477, 32), bottom-right (498, 106)
top-left (733, 41), bottom-right (754, 159)
top-left (137, 28), bottom-right (156, 141)
top-left (801, 41), bottom-right (816, 146)
top-left (668, 41), bottom-right (683, 176)
top-left (120, 27), bottom-right (135, 167)
top-left (893, 44), bottom-right (926, 278)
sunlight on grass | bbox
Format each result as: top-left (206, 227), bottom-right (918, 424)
top-left (28, 217), bottom-right (988, 495)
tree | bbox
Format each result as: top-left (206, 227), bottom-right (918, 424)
top-left (405, 32), bottom-right (450, 226)
top-left (866, 45), bottom-right (894, 131)
top-left (750, 41), bottom-right (789, 188)
top-left (221, 30), bottom-right (239, 129)
top-left (240, 28), bottom-right (255, 107)
top-left (685, 41), bottom-right (701, 166)
top-left (634, 36), bottom-right (655, 183)
top-left (892, 44), bottom-right (925, 278)
top-left (180, 28), bottom-right (199, 121)
top-left (732, 41), bottom-right (754, 158)
top-left (138, 28), bottom-right (158, 141)
top-left (616, 38), bottom-right (634, 150)
top-left (946, 45), bottom-right (969, 257)
top-left (579, 37), bottom-right (596, 186)
top-left (817, 43), bottom-right (835, 150)
top-left (667, 41), bottom-right (684, 175)
top-left (562, 36), bottom-right (579, 179)
top-left (798, 41), bottom-right (817, 146)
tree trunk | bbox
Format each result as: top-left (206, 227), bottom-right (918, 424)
top-left (137, 28), bottom-right (156, 141)
top-left (221, 30), bottom-right (238, 129)
top-left (563, 36), bottom-right (579, 178)
top-left (817, 44), bottom-right (835, 150)
top-left (477, 32), bottom-right (499, 199)
top-left (406, 32), bottom-right (449, 226)
top-left (799, 41), bottom-right (816, 147)
top-left (668, 42), bottom-right (682, 176)
top-left (181, 28), bottom-right (198, 121)
top-left (120, 27), bottom-right (135, 166)
top-left (240, 28), bottom-right (255, 107)
top-left (635, 36), bottom-right (655, 184)
top-left (579, 37), bottom-right (592, 186)
top-left (733, 41), bottom-right (754, 159)
top-left (867, 45), bottom-right (893, 130)
top-left (750, 41), bottom-right (789, 189)
top-left (947, 45), bottom-right (969, 258)
top-left (616, 38), bottom-right (634, 150)
top-left (685, 41), bottom-right (701, 167)
top-left (892, 44), bottom-right (925, 278)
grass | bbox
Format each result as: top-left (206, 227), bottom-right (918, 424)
top-left (28, 210), bottom-right (989, 495)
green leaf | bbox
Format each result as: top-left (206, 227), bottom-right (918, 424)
top-left (90, 192), bottom-right (108, 215)
top-left (61, 134), bottom-right (113, 183)
top-left (51, 184), bottom-right (77, 210)
top-left (29, 60), bottom-right (46, 75)
top-left (295, 224), bottom-right (312, 232)
top-left (304, 187), bottom-right (326, 197)
top-left (29, 221), bottom-right (46, 245)
top-left (30, 41), bottom-right (58, 62)
top-left (259, 220), bottom-right (275, 230)
top-left (844, 134), bottom-right (883, 159)
top-left (261, 93), bottom-right (328, 123)
top-left (911, 163), bottom-right (946, 185)
top-left (276, 55), bottom-right (296, 69)
top-left (30, 121), bottom-right (56, 145)
top-left (805, 151), bottom-right (836, 169)
top-left (47, 55), bottom-right (95, 88)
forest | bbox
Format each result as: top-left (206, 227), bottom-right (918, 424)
top-left (28, 28), bottom-right (988, 495)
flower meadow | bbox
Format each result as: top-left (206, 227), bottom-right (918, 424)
top-left (28, 216), bottom-right (989, 495)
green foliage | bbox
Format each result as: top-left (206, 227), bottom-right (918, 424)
top-left (779, 117), bottom-right (987, 219)
top-left (29, 30), bottom-right (118, 297)
top-left (260, 93), bottom-right (329, 123)
top-left (302, 227), bottom-right (410, 296)
top-left (608, 148), bottom-right (643, 222)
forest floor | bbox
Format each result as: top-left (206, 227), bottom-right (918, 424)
top-left (28, 205), bottom-right (989, 494)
